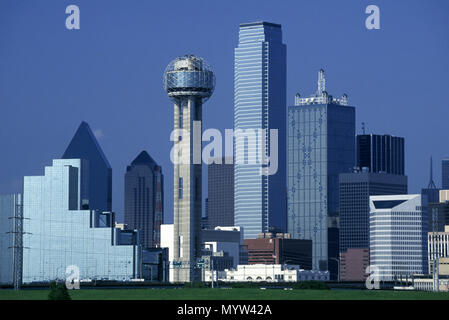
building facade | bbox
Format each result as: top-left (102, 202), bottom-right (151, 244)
top-left (339, 248), bottom-right (370, 282)
top-left (339, 172), bottom-right (408, 252)
top-left (205, 264), bottom-right (329, 283)
top-left (288, 69), bottom-right (355, 277)
top-left (356, 134), bottom-right (405, 175)
top-left (22, 159), bottom-right (139, 283)
top-left (234, 21), bottom-right (287, 239)
top-left (443, 159), bottom-right (449, 190)
top-left (369, 194), bottom-right (428, 281)
top-left (124, 151), bottom-right (164, 248)
top-left (244, 234), bottom-right (312, 270)
top-left (207, 157), bottom-right (234, 228)
top-left (62, 121), bottom-right (112, 212)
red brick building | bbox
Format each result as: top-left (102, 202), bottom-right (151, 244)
top-left (339, 248), bottom-right (369, 281)
top-left (244, 233), bottom-right (312, 270)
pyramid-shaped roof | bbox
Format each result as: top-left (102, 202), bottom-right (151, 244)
top-left (62, 121), bottom-right (111, 169)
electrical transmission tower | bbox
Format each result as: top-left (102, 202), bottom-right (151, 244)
top-left (8, 194), bottom-right (24, 290)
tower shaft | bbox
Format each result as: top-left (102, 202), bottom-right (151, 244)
top-left (173, 97), bottom-right (202, 282)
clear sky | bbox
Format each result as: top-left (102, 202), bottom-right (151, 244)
top-left (0, 0), bottom-right (448, 223)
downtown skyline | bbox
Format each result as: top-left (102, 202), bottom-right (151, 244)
top-left (0, 0), bottom-right (448, 225)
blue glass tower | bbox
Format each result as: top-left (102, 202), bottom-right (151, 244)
top-left (234, 21), bottom-right (287, 239)
top-left (62, 121), bottom-right (112, 212)
top-left (442, 159), bottom-right (449, 190)
top-left (22, 159), bottom-right (138, 283)
top-left (288, 70), bottom-right (355, 277)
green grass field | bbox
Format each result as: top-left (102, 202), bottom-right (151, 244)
top-left (1, 288), bottom-right (449, 300)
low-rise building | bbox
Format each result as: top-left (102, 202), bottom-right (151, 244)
top-left (340, 248), bottom-right (369, 281)
top-left (204, 264), bottom-right (329, 283)
top-left (244, 233), bottom-right (312, 270)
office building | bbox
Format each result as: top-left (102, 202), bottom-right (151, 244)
top-left (163, 55), bottom-right (215, 282)
top-left (141, 248), bottom-right (169, 282)
top-left (161, 224), bottom-right (246, 282)
top-left (441, 190), bottom-right (449, 202)
top-left (356, 134), bottom-right (405, 175)
top-left (124, 151), bottom-right (164, 248)
top-left (428, 202), bottom-right (449, 232)
top-left (0, 194), bottom-right (21, 285)
top-left (339, 172), bottom-right (408, 252)
top-left (443, 159), bottom-right (449, 189)
top-left (421, 157), bottom-right (440, 204)
top-left (201, 226), bottom-right (247, 268)
top-left (339, 248), bottom-right (370, 282)
top-left (244, 233), bottom-right (312, 270)
top-left (62, 121), bottom-right (112, 212)
top-left (207, 157), bottom-right (234, 228)
top-left (288, 69), bottom-right (355, 278)
top-left (234, 21), bottom-right (287, 239)
top-left (428, 225), bottom-right (449, 269)
top-left (369, 194), bottom-right (428, 281)
top-left (22, 159), bottom-right (140, 283)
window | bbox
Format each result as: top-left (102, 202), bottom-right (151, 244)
top-left (179, 178), bottom-right (183, 199)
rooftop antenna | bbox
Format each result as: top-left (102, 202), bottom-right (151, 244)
top-left (428, 156), bottom-right (437, 189)
top-left (317, 69), bottom-right (325, 95)
top-left (362, 122), bottom-right (366, 134)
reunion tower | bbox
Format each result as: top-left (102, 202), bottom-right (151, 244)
top-left (163, 55), bottom-right (215, 282)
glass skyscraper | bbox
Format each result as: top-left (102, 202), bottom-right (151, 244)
top-left (356, 134), bottom-right (405, 175)
top-left (22, 159), bottom-right (138, 283)
top-left (288, 69), bottom-right (355, 276)
top-left (124, 151), bottom-right (164, 248)
top-left (442, 159), bottom-right (449, 190)
top-left (207, 157), bottom-right (234, 229)
top-left (234, 21), bottom-right (287, 239)
top-left (62, 121), bottom-right (112, 212)
top-left (339, 172), bottom-right (408, 253)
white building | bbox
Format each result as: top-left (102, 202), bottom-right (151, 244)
top-left (369, 194), bottom-right (428, 281)
top-left (204, 264), bottom-right (329, 283)
top-left (161, 224), bottom-right (245, 282)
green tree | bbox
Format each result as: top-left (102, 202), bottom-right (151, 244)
top-left (48, 281), bottom-right (72, 300)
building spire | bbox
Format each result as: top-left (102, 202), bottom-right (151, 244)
top-left (428, 156), bottom-right (437, 189)
top-left (317, 69), bottom-right (325, 94)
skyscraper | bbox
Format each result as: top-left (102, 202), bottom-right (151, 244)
top-left (124, 151), bottom-right (164, 248)
top-left (339, 171), bottom-right (408, 252)
top-left (442, 159), bottom-right (449, 189)
top-left (288, 69), bottom-right (355, 277)
top-left (356, 134), bottom-right (405, 175)
top-left (370, 194), bottom-right (428, 281)
top-left (207, 157), bottom-right (234, 229)
top-left (22, 159), bottom-right (139, 282)
top-left (421, 157), bottom-right (440, 204)
top-left (234, 21), bottom-right (287, 239)
top-left (163, 55), bottom-right (215, 282)
top-left (62, 121), bottom-right (112, 212)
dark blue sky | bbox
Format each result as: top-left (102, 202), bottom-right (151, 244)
top-left (0, 0), bottom-right (448, 223)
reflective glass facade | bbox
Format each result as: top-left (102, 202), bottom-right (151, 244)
top-left (62, 121), bottom-right (112, 212)
top-left (356, 134), bottom-right (405, 175)
top-left (339, 172), bottom-right (408, 253)
top-left (22, 159), bottom-right (137, 283)
top-left (234, 22), bottom-right (287, 239)
top-left (288, 103), bottom-right (355, 274)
